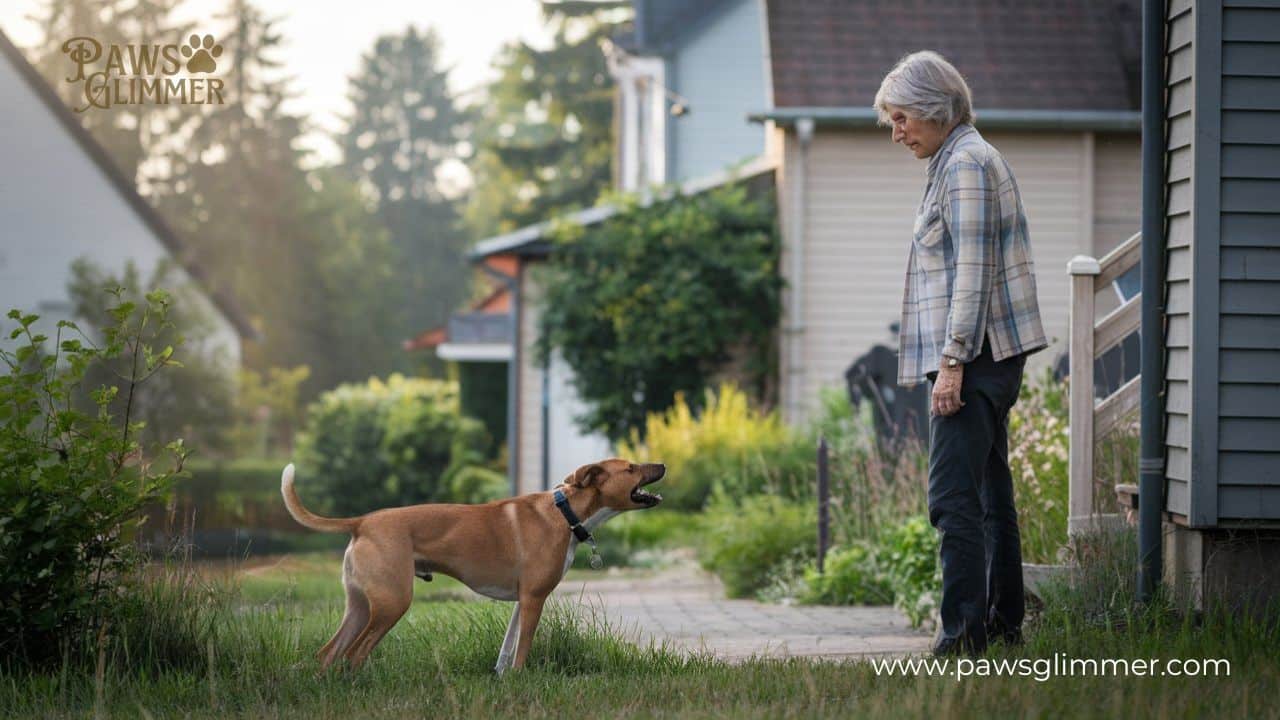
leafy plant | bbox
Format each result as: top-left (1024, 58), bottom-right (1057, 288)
top-left (790, 515), bottom-right (939, 628)
top-left (800, 544), bottom-right (892, 606)
top-left (875, 515), bottom-right (941, 627)
top-left (536, 181), bottom-right (783, 441)
top-left (293, 374), bottom-right (492, 516)
top-left (0, 290), bottom-right (188, 667)
top-left (444, 465), bottom-right (509, 505)
top-left (697, 495), bottom-right (815, 599)
top-left (68, 258), bottom-right (236, 454)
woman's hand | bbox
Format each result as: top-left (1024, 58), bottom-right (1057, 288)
top-left (931, 363), bottom-right (966, 417)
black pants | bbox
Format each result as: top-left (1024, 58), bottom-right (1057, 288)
top-left (926, 337), bottom-right (1027, 652)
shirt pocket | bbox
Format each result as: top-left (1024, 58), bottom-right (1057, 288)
top-left (912, 204), bottom-right (947, 264)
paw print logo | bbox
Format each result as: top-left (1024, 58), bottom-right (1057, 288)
top-left (180, 34), bottom-right (223, 73)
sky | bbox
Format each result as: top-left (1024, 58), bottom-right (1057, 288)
top-left (0, 0), bottom-right (557, 173)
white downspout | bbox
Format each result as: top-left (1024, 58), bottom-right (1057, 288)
top-left (788, 117), bottom-right (814, 424)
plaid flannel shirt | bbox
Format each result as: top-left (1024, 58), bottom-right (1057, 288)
top-left (897, 124), bottom-right (1048, 386)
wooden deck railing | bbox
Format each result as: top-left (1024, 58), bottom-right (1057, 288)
top-left (1067, 232), bottom-right (1142, 536)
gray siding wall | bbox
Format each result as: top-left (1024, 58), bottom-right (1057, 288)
top-left (669, 0), bottom-right (768, 183)
top-left (1217, 0), bottom-right (1280, 520)
top-left (1165, 0), bottom-right (1280, 524)
top-left (1164, 0), bottom-right (1194, 517)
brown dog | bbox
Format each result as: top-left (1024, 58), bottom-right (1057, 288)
top-left (280, 458), bottom-right (665, 672)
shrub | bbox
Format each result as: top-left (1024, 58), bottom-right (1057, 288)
top-left (800, 544), bottom-right (892, 605)
top-left (444, 465), bottom-right (509, 505)
top-left (0, 291), bottom-right (187, 667)
top-left (876, 515), bottom-right (941, 627)
top-left (791, 515), bottom-right (939, 628)
top-left (617, 383), bottom-right (812, 510)
top-left (294, 375), bottom-right (491, 515)
top-left (697, 495), bottom-right (815, 598)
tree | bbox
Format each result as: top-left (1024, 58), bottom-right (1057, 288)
top-left (338, 26), bottom-right (471, 346)
top-left (462, 1), bottom-right (625, 240)
top-left (147, 0), bottom-right (406, 399)
top-left (536, 182), bottom-right (782, 441)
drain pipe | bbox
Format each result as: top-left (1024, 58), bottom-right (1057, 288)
top-left (789, 117), bottom-right (814, 423)
top-left (1138, 0), bottom-right (1167, 603)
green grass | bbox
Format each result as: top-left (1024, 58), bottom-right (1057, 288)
top-left (2, 536), bottom-right (1278, 719)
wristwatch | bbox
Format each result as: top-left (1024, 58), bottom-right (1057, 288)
top-left (944, 355), bottom-right (960, 369)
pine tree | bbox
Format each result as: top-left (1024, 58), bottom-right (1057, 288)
top-left (462, 1), bottom-right (626, 240)
top-left (338, 26), bottom-right (471, 346)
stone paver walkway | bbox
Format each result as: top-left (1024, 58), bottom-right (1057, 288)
top-left (553, 559), bottom-right (931, 662)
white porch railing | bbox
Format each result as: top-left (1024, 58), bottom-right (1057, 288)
top-left (1067, 232), bottom-right (1142, 536)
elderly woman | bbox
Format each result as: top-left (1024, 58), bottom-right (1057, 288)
top-left (875, 51), bottom-right (1049, 656)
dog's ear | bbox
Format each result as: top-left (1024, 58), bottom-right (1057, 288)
top-left (569, 463), bottom-right (606, 488)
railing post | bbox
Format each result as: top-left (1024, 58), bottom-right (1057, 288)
top-left (1068, 255), bottom-right (1102, 536)
top-left (817, 435), bottom-right (829, 573)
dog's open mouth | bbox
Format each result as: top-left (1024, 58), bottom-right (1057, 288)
top-left (630, 465), bottom-right (665, 507)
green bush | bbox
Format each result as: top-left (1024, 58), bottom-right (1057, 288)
top-left (801, 544), bottom-right (892, 606)
top-left (536, 179), bottom-right (782, 441)
top-left (698, 495), bottom-right (815, 598)
top-left (0, 292), bottom-right (187, 667)
top-left (618, 384), bottom-right (813, 510)
top-left (790, 515), bottom-right (939, 628)
top-left (295, 374), bottom-right (492, 515)
top-left (444, 464), bottom-right (508, 505)
top-left (875, 515), bottom-right (941, 627)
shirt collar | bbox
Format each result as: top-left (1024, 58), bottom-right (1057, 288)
top-left (927, 123), bottom-right (976, 179)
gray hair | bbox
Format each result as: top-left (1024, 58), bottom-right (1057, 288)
top-left (873, 50), bottom-right (975, 128)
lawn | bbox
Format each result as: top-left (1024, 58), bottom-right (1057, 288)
top-left (2, 543), bottom-right (1277, 719)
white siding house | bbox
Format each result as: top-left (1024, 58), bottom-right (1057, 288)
top-left (766, 125), bottom-right (1141, 422)
top-left (0, 31), bottom-right (253, 365)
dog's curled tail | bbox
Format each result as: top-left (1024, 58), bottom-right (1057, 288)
top-left (281, 464), bottom-right (359, 533)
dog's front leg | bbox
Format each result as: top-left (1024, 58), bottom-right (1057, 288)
top-left (494, 602), bottom-right (520, 675)
top-left (511, 595), bottom-right (546, 670)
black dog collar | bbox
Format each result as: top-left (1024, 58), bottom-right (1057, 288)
top-left (553, 488), bottom-right (593, 542)
top-left (553, 488), bottom-right (604, 569)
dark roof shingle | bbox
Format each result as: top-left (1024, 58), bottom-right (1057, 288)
top-left (765, 0), bottom-right (1141, 112)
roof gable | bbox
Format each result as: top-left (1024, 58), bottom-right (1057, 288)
top-left (0, 30), bottom-right (257, 340)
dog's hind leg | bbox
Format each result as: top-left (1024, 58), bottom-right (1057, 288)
top-left (343, 584), bottom-right (411, 669)
top-left (494, 602), bottom-right (521, 675)
top-left (318, 546), bottom-right (370, 671)
top-left (342, 541), bottom-right (414, 669)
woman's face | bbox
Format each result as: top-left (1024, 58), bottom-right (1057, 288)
top-left (886, 104), bottom-right (950, 159)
